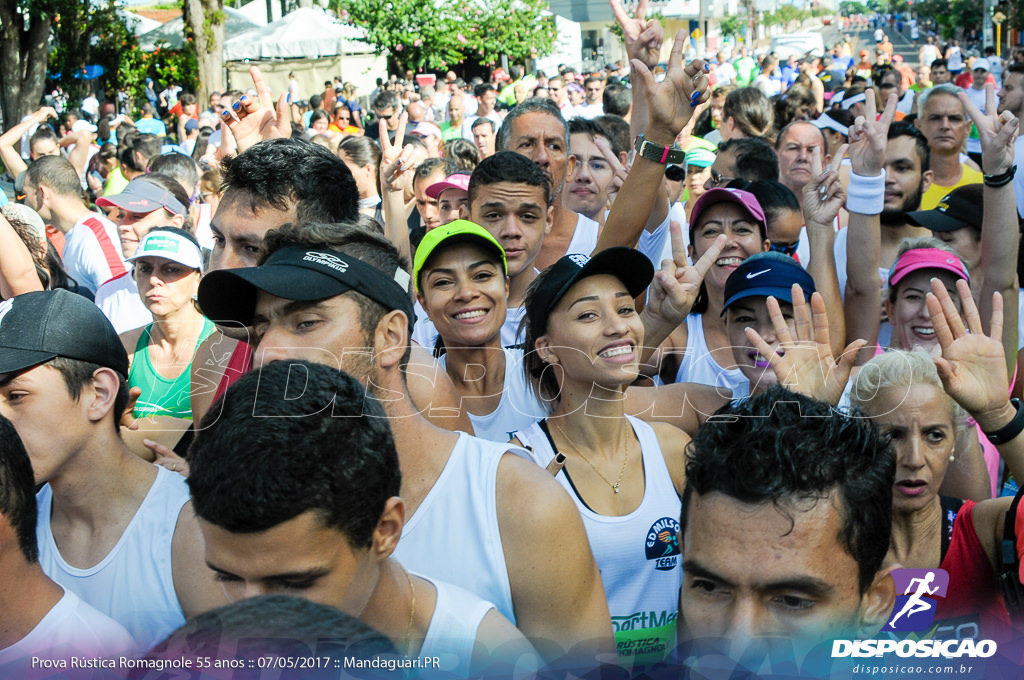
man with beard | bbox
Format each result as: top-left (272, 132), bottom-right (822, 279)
top-left (834, 122), bottom-right (932, 298)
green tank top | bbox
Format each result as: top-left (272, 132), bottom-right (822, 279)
top-left (129, 318), bottom-right (215, 419)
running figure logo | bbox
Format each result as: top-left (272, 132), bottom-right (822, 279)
top-left (882, 568), bottom-right (950, 631)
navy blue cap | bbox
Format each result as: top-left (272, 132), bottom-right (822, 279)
top-left (722, 252), bottom-right (816, 314)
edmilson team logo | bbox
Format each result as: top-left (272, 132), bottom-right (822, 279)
top-left (645, 517), bottom-right (680, 571)
top-left (882, 568), bottom-right (950, 632)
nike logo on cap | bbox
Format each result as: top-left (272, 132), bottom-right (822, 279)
top-left (746, 269), bottom-right (771, 279)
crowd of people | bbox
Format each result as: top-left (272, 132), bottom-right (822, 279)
top-left (4, 1), bottom-right (1024, 677)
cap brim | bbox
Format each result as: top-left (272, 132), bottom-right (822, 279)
top-left (198, 265), bottom-right (356, 326)
top-left (723, 286), bottom-right (801, 312)
top-left (570, 248), bottom-right (655, 300)
top-left (0, 348), bottom-right (57, 376)
top-left (425, 181), bottom-right (467, 199)
top-left (905, 209), bottom-right (973, 233)
top-left (95, 194), bottom-right (161, 213)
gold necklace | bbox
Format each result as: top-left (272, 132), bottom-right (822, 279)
top-left (402, 566), bottom-right (417, 657)
top-left (554, 421), bottom-right (630, 493)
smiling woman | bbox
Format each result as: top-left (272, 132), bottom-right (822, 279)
top-left (513, 248), bottom-right (692, 671)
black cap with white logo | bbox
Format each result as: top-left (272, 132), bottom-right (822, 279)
top-left (0, 289), bottom-right (129, 377)
top-left (198, 246), bottom-right (415, 328)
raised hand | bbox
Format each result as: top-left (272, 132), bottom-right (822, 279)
top-left (609, 0), bottom-right (664, 70)
top-left (745, 288), bottom-right (865, 405)
top-left (927, 277), bottom-right (1010, 421)
top-left (803, 144), bottom-right (848, 229)
top-left (593, 136), bottom-right (629, 206)
top-left (959, 82), bottom-right (1018, 175)
top-left (645, 223), bottom-right (725, 327)
top-left (846, 92), bottom-right (896, 176)
top-left (631, 29), bottom-right (709, 143)
top-left (379, 113), bottom-right (414, 194)
top-left (220, 66), bottom-right (291, 154)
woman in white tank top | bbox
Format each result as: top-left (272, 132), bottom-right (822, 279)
top-left (512, 247), bottom-right (692, 670)
top-left (656, 188), bottom-right (770, 391)
top-left (413, 220), bottom-right (546, 441)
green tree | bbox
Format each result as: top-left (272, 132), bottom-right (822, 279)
top-left (0, 0), bottom-right (55, 130)
top-left (336, 0), bottom-right (556, 74)
top-left (182, 0), bottom-right (225, 105)
top-left (719, 16), bottom-right (745, 42)
top-left (49, 0), bottom-right (138, 106)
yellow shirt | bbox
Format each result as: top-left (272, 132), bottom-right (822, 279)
top-left (920, 165), bottom-right (984, 210)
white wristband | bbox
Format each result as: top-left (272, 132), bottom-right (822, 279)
top-left (845, 170), bottom-right (886, 215)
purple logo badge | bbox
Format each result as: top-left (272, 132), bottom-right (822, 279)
top-left (882, 568), bottom-right (949, 632)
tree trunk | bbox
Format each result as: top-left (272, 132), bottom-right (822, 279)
top-left (183, 0), bottom-right (225, 106)
top-left (0, 1), bottom-right (52, 132)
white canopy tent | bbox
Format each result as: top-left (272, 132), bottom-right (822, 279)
top-left (222, 7), bottom-right (385, 96)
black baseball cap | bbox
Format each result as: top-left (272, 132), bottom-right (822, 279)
top-left (198, 246), bottom-right (415, 328)
top-left (906, 190), bottom-right (982, 232)
top-left (527, 248), bottom-right (654, 337)
top-left (0, 289), bottom-right (129, 377)
top-left (722, 252), bottom-right (816, 314)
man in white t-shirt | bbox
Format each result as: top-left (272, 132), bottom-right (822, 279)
top-left (22, 156), bottom-right (126, 295)
top-left (0, 416), bottom-right (137, 675)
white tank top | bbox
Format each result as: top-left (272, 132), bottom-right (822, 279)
top-left (439, 347), bottom-right (548, 442)
top-left (566, 213), bottom-right (600, 257)
top-left (36, 466), bottom-right (189, 650)
top-left (393, 433), bottom-right (531, 624)
top-left (674, 313), bottom-right (748, 397)
top-left (416, 574), bottom-right (494, 677)
top-left (514, 416), bottom-right (682, 668)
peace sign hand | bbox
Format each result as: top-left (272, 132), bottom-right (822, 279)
top-left (959, 82), bottom-right (1019, 175)
top-left (803, 144), bottom-right (848, 230)
top-left (379, 113), bottom-right (415, 194)
top-left (645, 223), bottom-right (725, 328)
top-left (847, 92), bottom-right (896, 176)
top-left (609, 0), bottom-right (664, 70)
top-left (594, 136), bottom-right (630, 206)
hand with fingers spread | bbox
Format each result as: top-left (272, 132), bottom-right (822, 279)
top-left (379, 113), bottom-right (414, 194)
top-left (632, 30), bottom-right (709, 144)
top-left (927, 277), bottom-right (1010, 424)
top-left (646, 226), bottom-right (726, 329)
top-left (745, 288), bottom-right (866, 406)
top-left (803, 144), bottom-right (849, 230)
top-left (220, 66), bottom-right (291, 154)
top-left (847, 93), bottom-right (897, 176)
top-left (959, 83), bottom-right (1019, 175)
top-left (609, 0), bottom-right (664, 70)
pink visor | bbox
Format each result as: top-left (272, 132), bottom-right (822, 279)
top-left (887, 248), bottom-right (970, 287)
top-left (426, 173), bottom-right (471, 200)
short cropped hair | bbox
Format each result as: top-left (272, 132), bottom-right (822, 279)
top-left (683, 386), bottom-right (895, 594)
top-left (717, 137), bottom-right (780, 181)
top-left (495, 97), bottom-right (567, 153)
top-left (220, 138), bottom-right (359, 224)
top-left (188, 361), bottom-right (401, 549)
top-left (468, 151), bottom-right (553, 207)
